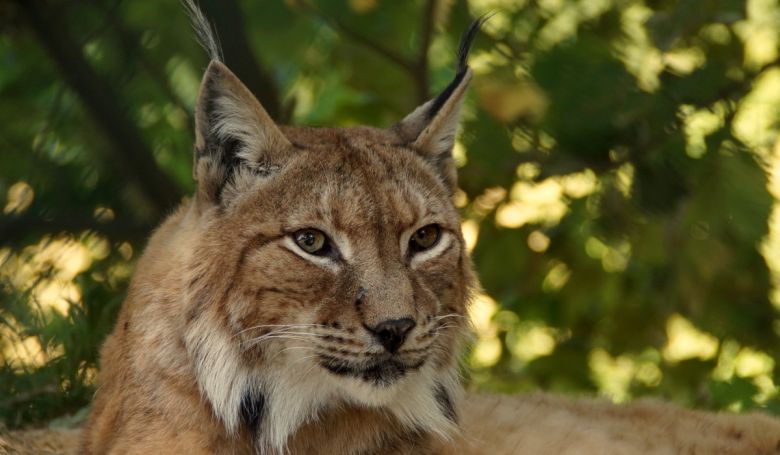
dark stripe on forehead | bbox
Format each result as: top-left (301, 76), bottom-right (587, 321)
top-left (369, 147), bottom-right (433, 226)
top-left (374, 148), bottom-right (461, 235)
top-left (376, 139), bottom-right (452, 202)
top-left (337, 132), bottom-right (388, 229)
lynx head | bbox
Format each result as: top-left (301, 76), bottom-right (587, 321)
top-left (181, 5), bottom-right (481, 450)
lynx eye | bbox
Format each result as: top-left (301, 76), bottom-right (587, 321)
top-left (293, 229), bottom-right (329, 255)
top-left (409, 224), bottom-right (441, 253)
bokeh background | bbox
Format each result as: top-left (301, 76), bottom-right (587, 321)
top-left (2, 0), bottom-right (780, 429)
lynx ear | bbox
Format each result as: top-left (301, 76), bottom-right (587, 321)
top-left (193, 60), bottom-right (292, 204)
top-left (393, 19), bottom-right (483, 192)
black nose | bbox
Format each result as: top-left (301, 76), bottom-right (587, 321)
top-left (369, 318), bottom-right (416, 353)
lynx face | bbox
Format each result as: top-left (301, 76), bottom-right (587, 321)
top-left (194, 126), bottom-right (471, 391)
top-left (239, 136), bottom-right (468, 390)
top-left (179, 19), bottom-right (481, 452)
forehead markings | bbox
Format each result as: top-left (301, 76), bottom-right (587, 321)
top-left (366, 142), bottom-right (431, 226)
top-left (301, 133), bottom-right (456, 274)
top-left (366, 144), bottom-right (467, 269)
top-left (318, 179), bottom-right (358, 262)
top-left (372, 144), bottom-right (455, 229)
top-left (336, 135), bottom-right (391, 271)
top-left (270, 138), bottom-right (378, 270)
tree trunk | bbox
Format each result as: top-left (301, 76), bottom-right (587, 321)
top-left (200, 0), bottom-right (283, 122)
top-left (16, 0), bottom-right (183, 219)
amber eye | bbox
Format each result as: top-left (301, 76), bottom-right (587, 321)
top-left (293, 229), bottom-right (329, 255)
top-left (409, 224), bottom-right (441, 253)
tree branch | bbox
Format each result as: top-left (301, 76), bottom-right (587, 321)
top-left (414, 0), bottom-right (437, 103)
top-left (0, 213), bottom-right (151, 246)
top-left (101, 4), bottom-right (195, 134)
top-left (0, 385), bottom-right (58, 408)
top-left (15, 0), bottom-right (182, 219)
top-left (299, 0), bottom-right (443, 106)
top-left (300, 1), bottom-right (416, 73)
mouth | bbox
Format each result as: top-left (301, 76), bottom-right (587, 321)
top-left (318, 354), bottom-right (425, 386)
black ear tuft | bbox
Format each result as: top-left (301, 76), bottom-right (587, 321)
top-left (456, 14), bottom-right (491, 74)
top-left (427, 15), bottom-right (489, 120)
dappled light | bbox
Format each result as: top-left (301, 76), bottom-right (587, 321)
top-left (2, 0), bottom-right (780, 430)
top-left (662, 314), bottom-right (719, 363)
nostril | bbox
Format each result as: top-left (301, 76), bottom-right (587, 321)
top-left (370, 318), bottom-right (416, 353)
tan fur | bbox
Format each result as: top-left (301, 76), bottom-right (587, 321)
top-left (7, 392), bottom-right (780, 454)
top-left (454, 393), bottom-right (780, 454)
top-left (1, 428), bottom-right (81, 455)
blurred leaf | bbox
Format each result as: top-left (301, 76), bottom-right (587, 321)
top-left (646, 0), bottom-right (745, 51)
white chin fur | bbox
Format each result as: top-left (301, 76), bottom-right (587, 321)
top-left (262, 353), bottom-right (459, 453)
top-left (323, 359), bottom-right (460, 440)
top-left (332, 363), bottom-right (426, 407)
top-left (190, 323), bottom-right (459, 454)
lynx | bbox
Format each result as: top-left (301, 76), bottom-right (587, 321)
top-left (74, 3), bottom-right (780, 455)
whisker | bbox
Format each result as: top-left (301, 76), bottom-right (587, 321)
top-left (436, 323), bottom-right (458, 330)
top-left (399, 344), bottom-right (433, 355)
top-left (272, 346), bottom-right (312, 356)
top-left (298, 359), bottom-right (322, 382)
top-left (244, 330), bottom-right (322, 339)
top-left (241, 335), bottom-right (316, 345)
top-left (242, 334), bottom-right (318, 343)
top-left (432, 313), bottom-right (465, 322)
top-left (290, 354), bottom-right (321, 367)
top-left (240, 334), bottom-right (321, 348)
top-left (314, 348), bottom-right (365, 358)
top-left (265, 345), bottom-right (312, 363)
top-left (421, 313), bottom-right (466, 331)
top-left (233, 323), bottom-right (321, 338)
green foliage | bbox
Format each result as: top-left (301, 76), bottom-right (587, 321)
top-left (1, 0), bottom-right (780, 428)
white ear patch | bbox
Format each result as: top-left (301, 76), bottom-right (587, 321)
top-left (210, 93), bottom-right (274, 167)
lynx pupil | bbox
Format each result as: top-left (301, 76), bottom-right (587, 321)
top-left (410, 224), bottom-right (441, 252)
top-left (294, 229), bottom-right (327, 255)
